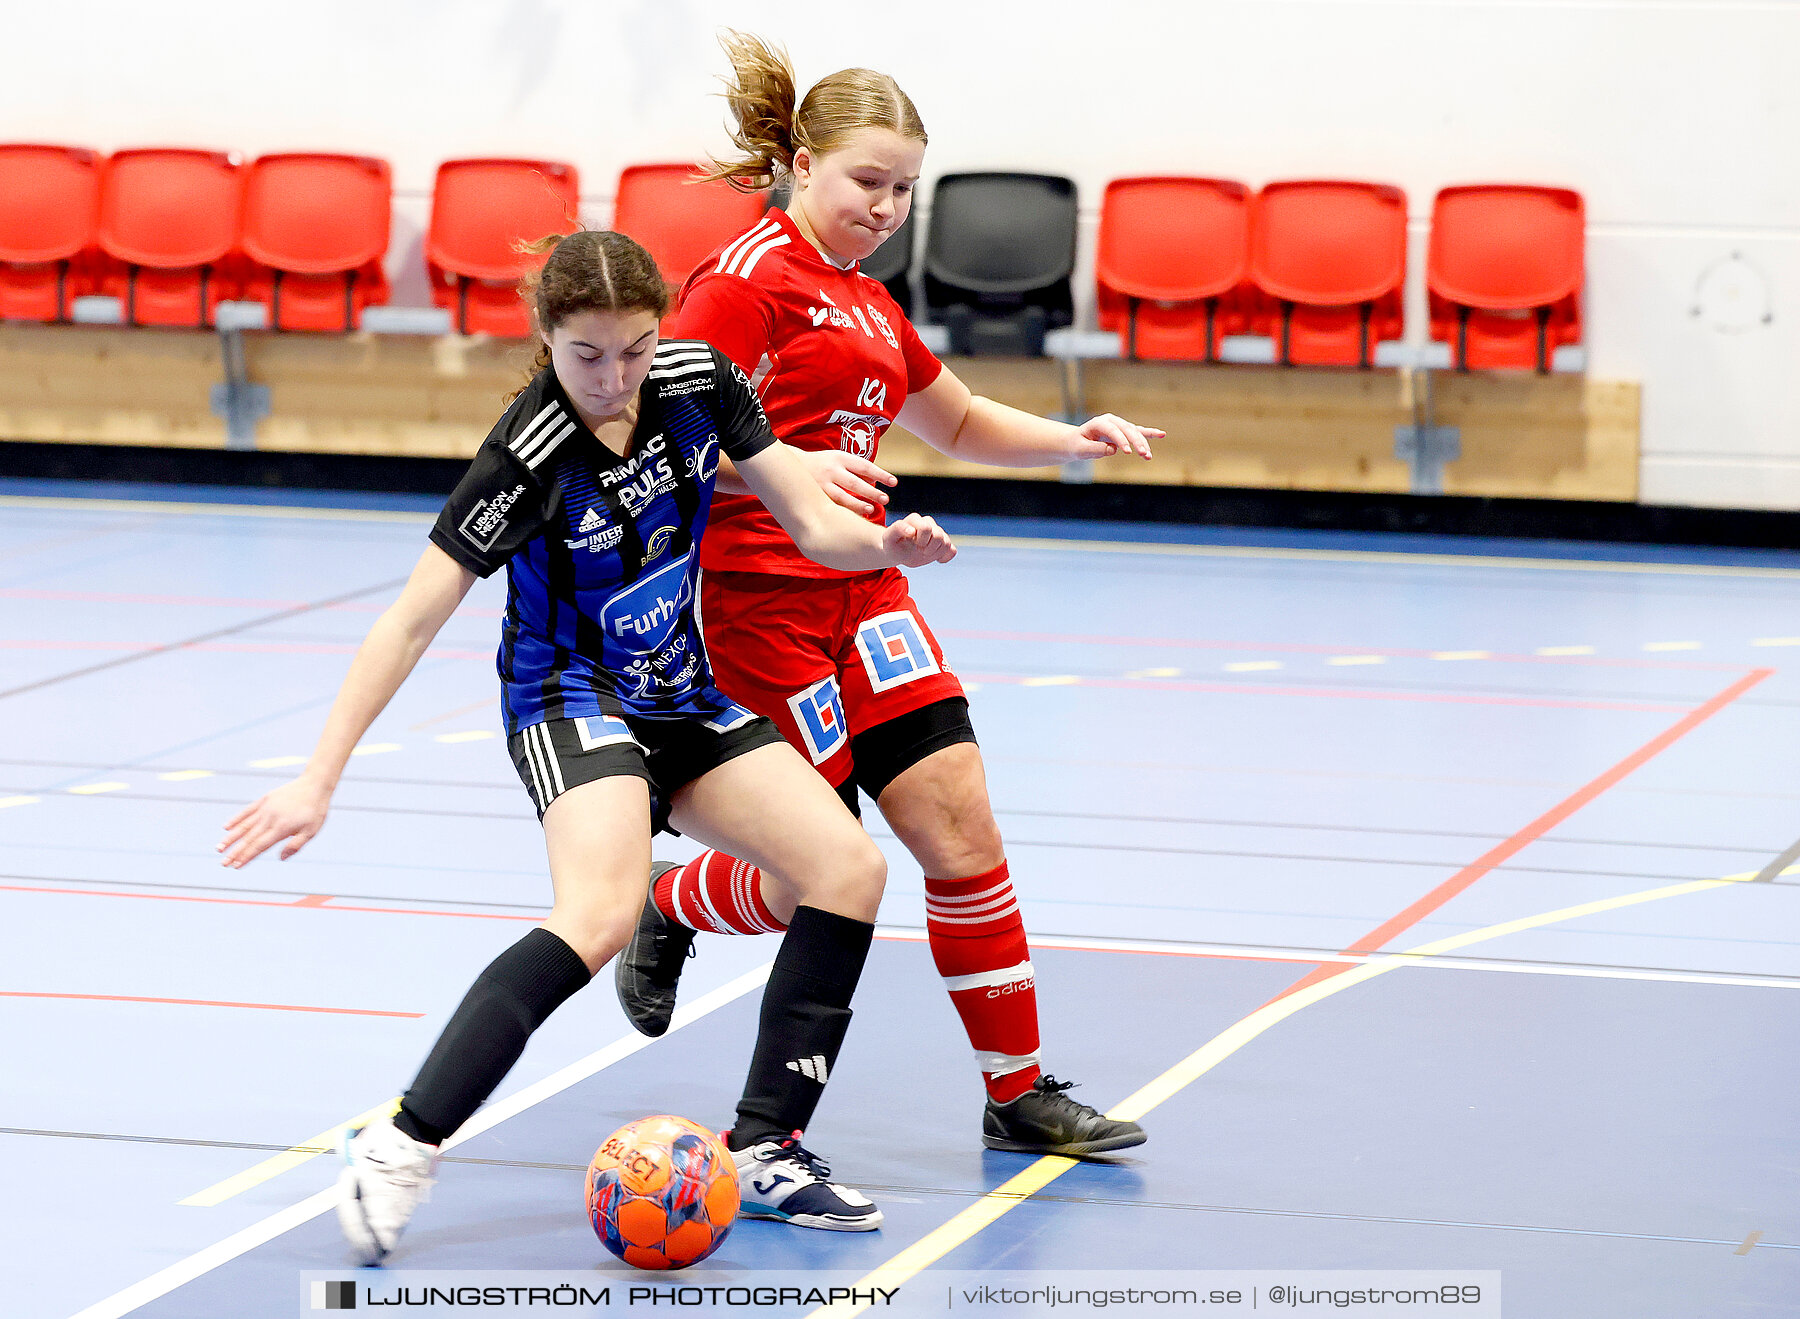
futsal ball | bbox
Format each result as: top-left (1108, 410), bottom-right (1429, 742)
top-left (585, 1115), bottom-right (739, 1270)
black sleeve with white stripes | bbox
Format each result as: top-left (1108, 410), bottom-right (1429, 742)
top-left (707, 346), bottom-right (779, 463)
top-left (429, 438), bottom-right (556, 578)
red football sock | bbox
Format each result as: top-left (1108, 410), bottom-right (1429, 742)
top-left (654, 850), bottom-right (786, 935)
top-left (925, 859), bottom-right (1042, 1103)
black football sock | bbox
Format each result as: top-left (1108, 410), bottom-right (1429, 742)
top-left (729, 905), bottom-right (873, 1150)
top-left (394, 927), bottom-right (592, 1145)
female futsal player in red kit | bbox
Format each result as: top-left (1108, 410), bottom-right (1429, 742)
top-left (614, 32), bottom-right (1162, 1201)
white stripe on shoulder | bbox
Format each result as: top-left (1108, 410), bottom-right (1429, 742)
top-left (652, 348), bottom-right (714, 368)
top-left (648, 362), bottom-right (715, 382)
top-left (731, 232), bottom-right (790, 279)
top-left (506, 400), bottom-right (560, 456)
top-left (716, 218), bottom-right (779, 274)
top-left (517, 417), bottom-right (575, 470)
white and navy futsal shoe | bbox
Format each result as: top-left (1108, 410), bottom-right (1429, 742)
top-left (337, 1114), bottom-right (438, 1265)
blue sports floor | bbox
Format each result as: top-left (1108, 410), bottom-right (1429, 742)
top-left (2, 479), bottom-right (1797, 1317)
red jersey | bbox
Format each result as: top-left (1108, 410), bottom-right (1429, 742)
top-left (672, 206), bottom-right (944, 578)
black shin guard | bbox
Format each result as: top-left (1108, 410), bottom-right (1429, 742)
top-left (396, 928), bottom-right (592, 1146)
top-left (731, 905), bottom-right (874, 1149)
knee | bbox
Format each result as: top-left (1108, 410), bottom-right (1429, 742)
top-left (892, 792), bottom-right (1004, 878)
top-left (544, 908), bottom-right (637, 975)
top-left (791, 828), bottom-right (886, 923)
top-left (939, 803), bottom-right (1004, 859)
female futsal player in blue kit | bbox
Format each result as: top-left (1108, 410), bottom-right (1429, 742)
top-left (219, 230), bottom-right (955, 1261)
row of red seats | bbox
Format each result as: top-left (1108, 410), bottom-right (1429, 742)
top-left (0, 147), bottom-right (391, 330)
top-left (433, 158), bottom-right (762, 335)
top-left (1, 146), bottom-right (1583, 372)
top-left (1095, 177), bottom-right (1583, 370)
top-left (0, 146), bottom-right (763, 335)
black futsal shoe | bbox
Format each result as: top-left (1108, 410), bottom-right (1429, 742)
top-left (614, 861), bottom-right (694, 1037)
top-left (982, 1075), bottom-right (1147, 1157)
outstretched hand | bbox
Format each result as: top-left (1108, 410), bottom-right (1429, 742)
top-left (882, 513), bottom-right (957, 567)
top-left (218, 775), bottom-right (332, 869)
top-left (1069, 414), bottom-right (1161, 462)
top-left (798, 448), bottom-right (898, 517)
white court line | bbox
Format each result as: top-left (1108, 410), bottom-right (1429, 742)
top-left (955, 534), bottom-right (1800, 581)
top-left (10, 494), bottom-right (1800, 581)
top-left (0, 494), bottom-right (434, 526)
top-left (875, 926), bottom-right (1800, 991)
top-left (65, 962), bottom-right (773, 1319)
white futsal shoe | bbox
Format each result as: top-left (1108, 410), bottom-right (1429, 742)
top-left (731, 1131), bottom-right (883, 1231)
top-left (337, 1114), bottom-right (438, 1264)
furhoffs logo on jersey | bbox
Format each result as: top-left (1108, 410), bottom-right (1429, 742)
top-left (458, 483), bottom-right (527, 552)
top-left (601, 553), bottom-right (694, 654)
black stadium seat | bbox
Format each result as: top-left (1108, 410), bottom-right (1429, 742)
top-left (923, 172), bottom-right (1076, 356)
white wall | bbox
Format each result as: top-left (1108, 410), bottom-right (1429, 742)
top-left (5, 0), bottom-right (1796, 508)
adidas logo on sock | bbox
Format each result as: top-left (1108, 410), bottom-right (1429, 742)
top-left (785, 1055), bottom-right (829, 1083)
top-left (578, 507), bottom-right (604, 533)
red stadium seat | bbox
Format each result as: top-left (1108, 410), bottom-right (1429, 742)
top-left (613, 162), bottom-right (768, 294)
top-left (0, 144), bottom-right (103, 322)
top-left (427, 158), bottom-right (580, 337)
top-left (1095, 176), bottom-right (1252, 361)
top-left (1250, 180), bottom-right (1407, 367)
top-left (1428, 184), bottom-right (1584, 371)
top-left (239, 153), bottom-right (392, 332)
top-left (96, 148), bottom-right (243, 327)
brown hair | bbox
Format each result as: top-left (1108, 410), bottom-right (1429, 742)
top-left (703, 30), bottom-right (927, 193)
top-left (518, 229), bottom-right (670, 380)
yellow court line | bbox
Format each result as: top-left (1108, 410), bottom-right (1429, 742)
top-left (812, 871), bottom-right (1756, 1317)
top-left (9, 493), bottom-right (1800, 581)
top-left (178, 963), bottom-right (775, 1208)
top-left (180, 1099), bottom-right (398, 1207)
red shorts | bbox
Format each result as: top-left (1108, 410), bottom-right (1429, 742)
top-left (701, 568), bottom-right (966, 788)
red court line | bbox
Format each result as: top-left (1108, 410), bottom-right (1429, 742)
top-left (0, 883), bottom-right (1318, 965)
top-left (945, 629), bottom-right (1744, 671)
top-left (875, 929), bottom-right (1317, 965)
top-left (0, 991), bottom-right (421, 1018)
top-left (1267, 667), bottom-right (1775, 1005)
top-left (963, 672), bottom-right (1691, 713)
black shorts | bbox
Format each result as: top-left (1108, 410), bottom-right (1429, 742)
top-left (507, 711), bottom-right (786, 833)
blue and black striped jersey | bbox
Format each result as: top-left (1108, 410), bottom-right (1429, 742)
top-left (429, 340), bottom-right (776, 734)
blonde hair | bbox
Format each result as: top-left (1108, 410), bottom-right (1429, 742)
top-left (703, 30), bottom-right (927, 193)
top-left (513, 230), bottom-right (669, 389)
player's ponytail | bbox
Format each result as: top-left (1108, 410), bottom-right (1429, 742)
top-left (512, 230), bottom-right (670, 392)
top-left (707, 30), bottom-right (800, 192)
top-left (704, 29), bottom-right (926, 194)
